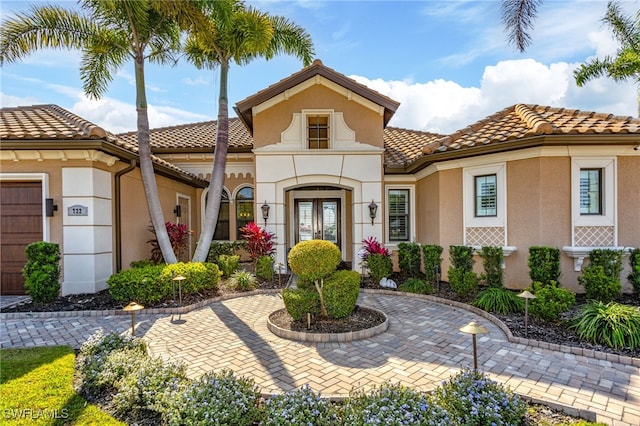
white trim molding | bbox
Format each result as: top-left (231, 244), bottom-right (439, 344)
top-left (562, 246), bottom-right (633, 271)
top-left (463, 163), bottom-right (507, 246)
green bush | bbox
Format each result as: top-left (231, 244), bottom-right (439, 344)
top-left (422, 244), bottom-right (443, 285)
top-left (159, 262), bottom-right (222, 294)
top-left (367, 253), bottom-right (392, 282)
top-left (228, 270), bottom-right (258, 292)
top-left (107, 264), bottom-right (166, 304)
top-left (629, 248), bottom-right (640, 297)
top-left (256, 255), bottom-right (274, 280)
top-left (130, 259), bottom-right (155, 268)
top-left (578, 265), bottom-right (621, 303)
top-left (589, 248), bottom-right (623, 279)
top-left (449, 245), bottom-right (475, 272)
top-left (573, 301), bottom-right (640, 350)
top-left (528, 246), bottom-right (561, 286)
top-left (282, 288), bottom-right (320, 321)
top-left (473, 287), bottom-right (524, 314)
top-left (397, 242), bottom-right (422, 278)
top-left (323, 270), bottom-right (360, 319)
top-left (161, 370), bottom-right (261, 426)
top-left (434, 368), bottom-right (527, 426)
top-left (447, 267), bottom-right (478, 299)
top-left (207, 240), bottom-right (246, 263)
top-left (216, 254), bottom-right (240, 277)
top-left (480, 246), bottom-right (504, 288)
top-left (288, 240), bottom-right (341, 283)
top-left (22, 241), bottom-right (61, 303)
top-left (262, 385), bottom-right (338, 426)
top-left (529, 281), bottom-right (576, 322)
top-left (399, 278), bottom-right (434, 294)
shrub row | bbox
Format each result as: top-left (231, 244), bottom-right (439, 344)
top-left (77, 330), bottom-right (527, 425)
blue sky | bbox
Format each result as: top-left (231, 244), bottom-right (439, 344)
top-left (1, 0), bottom-right (637, 134)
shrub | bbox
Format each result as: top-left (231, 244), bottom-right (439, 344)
top-left (342, 382), bottom-right (450, 426)
top-left (282, 288), bottom-right (320, 321)
top-left (589, 248), bottom-right (623, 279)
top-left (572, 301), bottom-right (640, 350)
top-left (228, 270), bottom-right (258, 292)
top-left (449, 245), bottom-right (475, 272)
top-left (148, 222), bottom-right (191, 264)
top-left (94, 348), bottom-right (147, 392)
top-left (578, 265), bottom-right (621, 303)
top-left (216, 254), bottom-right (240, 277)
top-left (397, 242), bottom-right (422, 278)
top-left (22, 241), bottom-right (61, 303)
top-left (360, 236), bottom-right (391, 260)
top-left (161, 370), bottom-right (261, 426)
top-left (367, 253), bottom-right (393, 282)
top-left (630, 248), bottom-right (640, 297)
top-left (447, 268), bottom-right (478, 299)
top-left (323, 270), bottom-right (360, 319)
top-left (107, 264), bottom-right (166, 304)
top-left (399, 278), bottom-right (434, 294)
top-left (473, 287), bottom-right (524, 314)
top-left (528, 246), bottom-right (561, 286)
top-left (434, 368), bottom-right (527, 426)
top-left (159, 262), bottom-right (222, 295)
top-left (422, 244), bottom-right (443, 285)
top-left (529, 281), bottom-right (576, 322)
top-left (256, 255), bottom-right (274, 280)
top-left (207, 240), bottom-right (246, 263)
top-left (262, 385), bottom-right (338, 426)
top-left (480, 246), bottom-right (504, 288)
top-left (240, 222), bottom-right (275, 263)
top-left (130, 259), bottom-right (154, 268)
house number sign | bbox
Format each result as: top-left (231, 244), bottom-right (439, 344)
top-left (68, 205), bottom-right (89, 216)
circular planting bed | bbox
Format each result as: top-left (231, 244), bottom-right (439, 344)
top-left (267, 305), bottom-right (388, 342)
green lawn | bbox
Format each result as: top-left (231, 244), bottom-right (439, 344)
top-left (0, 346), bottom-right (124, 426)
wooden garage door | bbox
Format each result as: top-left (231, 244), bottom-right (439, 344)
top-left (1, 181), bottom-right (43, 295)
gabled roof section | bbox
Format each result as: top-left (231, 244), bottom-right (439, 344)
top-left (0, 104), bottom-right (208, 187)
top-left (118, 117), bottom-right (253, 152)
top-left (423, 104), bottom-right (640, 155)
top-left (234, 59), bottom-right (400, 134)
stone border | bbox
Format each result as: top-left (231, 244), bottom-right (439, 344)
top-left (2, 288), bottom-right (638, 367)
top-left (266, 307), bottom-right (388, 343)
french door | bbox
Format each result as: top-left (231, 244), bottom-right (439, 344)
top-left (295, 199), bottom-right (340, 246)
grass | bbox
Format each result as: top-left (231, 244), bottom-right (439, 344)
top-left (0, 346), bottom-right (124, 426)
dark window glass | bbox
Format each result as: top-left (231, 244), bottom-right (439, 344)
top-left (388, 189), bottom-right (409, 241)
top-left (580, 169), bottom-right (602, 215)
top-left (475, 174), bottom-right (497, 217)
top-left (236, 187), bottom-right (254, 239)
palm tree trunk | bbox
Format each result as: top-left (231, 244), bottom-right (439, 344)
top-left (134, 55), bottom-right (177, 264)
top-left (192, 59), bottom-right (231, 262)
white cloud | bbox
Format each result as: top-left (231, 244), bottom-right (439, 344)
top-left (183, 76), bottom-right (211, 86)
top-left (0, 92), bottom-right (41, 108)
top-left (352, 58), bottom-right (637, 134)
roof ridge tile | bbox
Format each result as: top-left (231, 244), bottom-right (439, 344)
top-left (515, 104), bottom-right (553, 134)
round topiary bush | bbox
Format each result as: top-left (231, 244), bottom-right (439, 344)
top-left (282, 288), bottom-right (320, 321)
top-left (323, 270), bottom-right (360, 319)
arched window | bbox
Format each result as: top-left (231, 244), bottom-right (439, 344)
top-left (204, 188), bottom-right (230, 241)
top-left (236, 186), bottom-right (254, 239)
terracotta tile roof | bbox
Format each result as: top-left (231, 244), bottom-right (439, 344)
top-left (118, 117), bottom-right (253, 150)
top-left (425, 104), bottom-right (640, 155)
top-left (0, 104), bottom-right (207, 185)
top-left (383, 126), bottom-right (443, 167)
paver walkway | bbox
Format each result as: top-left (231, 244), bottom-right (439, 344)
top-left (2, 291), bottom-right (638, 425)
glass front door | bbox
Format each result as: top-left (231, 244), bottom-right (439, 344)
top-left (295, 199), bottom-right (340, 245)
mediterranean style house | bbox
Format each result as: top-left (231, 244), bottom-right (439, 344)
top-left (1, 60), bottom-right (639, 296)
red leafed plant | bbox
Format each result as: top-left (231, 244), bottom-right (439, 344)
top-left (148, 222), bottom-right (191, 264)
top-left (240, 222), bottom-right (276, 263)
top-left (361, 236), bottom-right (390, 260)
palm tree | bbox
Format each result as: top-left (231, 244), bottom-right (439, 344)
top-left (1, 0), bottom-right (206, 264)
top-left (501, 0), bottom-right (542, 52)
top-left (574, 1), bottom-right (640, 116)
top-left (186, 0), bottom-right (314, 262)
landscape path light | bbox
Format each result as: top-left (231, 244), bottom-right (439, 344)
top-left (517, 290), bottom-right (537, 338)
top-left (459, 321), bottom-right (488, 369)
top-left (123, 302), bottom-right (144, 336)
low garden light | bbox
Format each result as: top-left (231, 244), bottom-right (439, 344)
top-left (459, 321), bottom-right (488, 370)
top-left (517, 290), bottom-right (537, 338)
top-left (172, 274), bottom-right (186, 305)
top-left (123, 302), bottom-right (144, 336)
top-left (368, 200), bottom-right (377, 225)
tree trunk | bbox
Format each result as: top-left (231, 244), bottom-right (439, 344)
top-left (134, 55), bottom-right (177, 264)
top-left (314, 279), bottom-right (328, 318)
top-left (192, 59), bottom-right (231, 262)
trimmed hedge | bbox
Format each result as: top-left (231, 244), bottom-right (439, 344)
top-left (282, 288), bottom-right (320, 321)
top-left (323, 270), bottom-right (360, 319)
top-left (22, 241), bottom-right (61, 303)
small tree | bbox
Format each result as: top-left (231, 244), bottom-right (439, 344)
top-left (288, 240), bottom-right (341, 318)
top-left (22, 241), bottom-right (60, 303)
top-left (239, 222), bottom-right (275, 265)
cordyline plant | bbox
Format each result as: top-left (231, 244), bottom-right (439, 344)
top-left (240, 222), bottom-right (275, 264)
top-left (360, 236), bottom-right (390, 260)
top-left (148, 222), bottom-right (191, 264)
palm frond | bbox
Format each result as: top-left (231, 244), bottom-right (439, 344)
top-left (603, 1), bottom-right (640, 54)
top-left (501, 0), bottom-right (542, 52)
top-left (574, 57), bottom-right (614, 86)
top-left (264, 15), bottom-right (315, 66)
top-left (80, 37), bottom-right (128, 99)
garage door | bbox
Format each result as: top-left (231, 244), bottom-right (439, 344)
top-left (0, 181), bottom-right (43, 295)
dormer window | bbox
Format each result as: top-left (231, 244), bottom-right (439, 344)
top-left (307, 114), bottom-right (329, 149)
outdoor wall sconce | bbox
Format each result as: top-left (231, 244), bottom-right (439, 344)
top-left (173, 205), bottom-right (181, 217)
top-left (45, 198), bottom-right (58, 217)
top-left (517, 290), bottom-right (537, 338)
top-left (368, 200), bottom-right (378, 225)
top-left (261, 201), bottom-right (270, 227)
top-left (459, 321), bottom-right (488, 369)
top-left (123, 302), bottom-right (144, 336)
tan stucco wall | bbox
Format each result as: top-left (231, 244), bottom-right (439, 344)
top-left (618, 156), bottom-right (640, 247)
top-left (252, 84), bottom-right (385, 148)
top-left (415, 173), bottom-right (440, 244)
